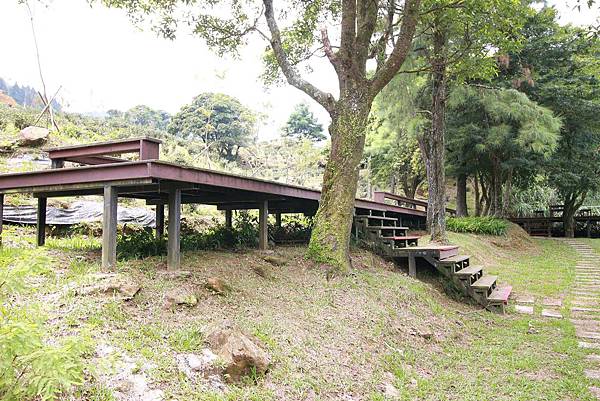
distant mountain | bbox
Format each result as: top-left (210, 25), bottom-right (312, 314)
top-left (0, 77), bottom-right (62, 111)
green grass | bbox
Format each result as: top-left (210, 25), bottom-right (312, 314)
top-left (0, 225), bottom-right (596, 400)
top-left (442, 231), bottom-right (578, 297)
top-left (579, 238), bottom-right (600, 254)
top-left (447, 216), bottom-right (509, 235)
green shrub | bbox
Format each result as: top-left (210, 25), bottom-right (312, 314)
top-left (446, 216), bottom-right (508, 236)
top-left (0, 252), bottom-right (90, 401)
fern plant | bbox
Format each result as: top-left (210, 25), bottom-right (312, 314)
top-left (0, 251), bottom-right (90, 401)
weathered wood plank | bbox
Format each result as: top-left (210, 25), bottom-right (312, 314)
top-left (167, 188), bottom-right (181, 270)
top-left (259, 200), bottom-right (268, 250)
top-left (102, 186), bottom-right (118, 269)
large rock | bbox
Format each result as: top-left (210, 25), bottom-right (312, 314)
top-left (18, 126), bottom-right (50, 147)
top-left (206, 323), bottom-right (270, 382)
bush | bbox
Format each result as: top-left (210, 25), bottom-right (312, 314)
top-left (0, 251), bottom-right (90, 401)
top-left (446, 216), bottom-right (508, 236)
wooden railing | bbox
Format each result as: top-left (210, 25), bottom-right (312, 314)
top-left (373, 191), bottom-right (456, 216)
top-left (45, 137), bottom-right (162, 168)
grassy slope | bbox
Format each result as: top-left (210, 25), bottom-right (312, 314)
top-left (2, 224), bottom-right (595, 401)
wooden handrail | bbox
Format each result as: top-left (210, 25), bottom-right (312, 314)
top-left (373, 191), bottom-right (456, 215)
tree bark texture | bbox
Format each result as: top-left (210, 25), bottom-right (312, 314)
top-left (419, 28), bottom-right (448, 243)
top-left (308, 96), bottom-right (371, 272)
top-left (456, 174), bottom-right (468, 217)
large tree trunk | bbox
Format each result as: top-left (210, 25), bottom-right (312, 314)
top-left (563, 192), bottom-right (586, 238)
top-left (308, 95), bottom-right (370, 273)
top-left (419, 28), bottom-right (448, 243)
top-left (564, 200), bottom-right (577, 238)
top-left (456, 174), bottom-right (468, 217)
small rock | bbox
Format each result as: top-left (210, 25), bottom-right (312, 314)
top-left (18, 126), bottom-right (50, 147)
top-left (384, 382), bottom-right (400, 398)
top-left (205, 277), bottom-right (230, 295)
top-left (164, 287), bottom-right (198, 308)
top-left (206, 323), bottom-right (270, 382)
top-left (78, 275), bottom-right (140, 300)
top-left (417, 328), bottom-right (434, 340)
top-left (262, 255), bottom-right (286, 266)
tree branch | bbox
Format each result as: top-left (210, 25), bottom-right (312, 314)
top-left (370, 0), bottom-right (422, 98)
top-left (320, 27), bottom-right (339, 69)
top-left (262, 0), bottom-right (336, 113)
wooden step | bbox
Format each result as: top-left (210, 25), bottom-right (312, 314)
top-left (367, 225), bottom-right (409, 230)
top-left (487, 285), bottom-right (512, 304)
top-left (472, 275), bottom-right (497, 290)
top-left (454, 265), bottom-right (483, 277)
top-left (438, 255), bottom-right (470, 265)
top-left (382, 235), bottom-right (420, 241)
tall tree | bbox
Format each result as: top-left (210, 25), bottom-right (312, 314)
top-left (282, 103), bottom-right (325, 142)
top-left (367, 71), bottom-right (426, 198)
top-left (124, 105), bottom-right (171, 130)
top-left (446, 86), bottom-right (561, 217)
top-left (502, 8), bottom-right (600, 236)
top-left (168, 93), bottom-right (256, 162)
top-left (412, 0), bottom-right (527, 242)
top-left (100, 0), bottom-right (424, 273)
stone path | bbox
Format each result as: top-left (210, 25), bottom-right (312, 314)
top-left (564, 239), bottom-right (600, 398)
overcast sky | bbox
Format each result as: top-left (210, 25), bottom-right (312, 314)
top-left (0, 0), bottom-right (597, 140)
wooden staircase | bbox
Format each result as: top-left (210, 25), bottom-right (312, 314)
top-left (354, 210), bottom-right (512, 313)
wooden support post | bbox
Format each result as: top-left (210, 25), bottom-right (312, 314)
top-left (225, 209), bottom-right (233, 229)
top-left (167, 189), bottom-right (181, 270)
top-left (156, 204), bottom-right (165, 240)
top-left (102, 186), bottom-right (118, 269)
top-left (36, 197), bottom-right (47, 246)
top-left (259, 200), bottom-right (268, 250)
top-left (588, 219), bottom-right (592, 238)
top-left (408, 253), bottom-right (417, 278)
top-left (275, 212), bottom-right (282, 228)
top-left (0, 194), bottom-right (3, 247)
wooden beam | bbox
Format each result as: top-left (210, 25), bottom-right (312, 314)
top-left (36, 197), bottom-right (47, 246)
top-left (259, 200), bottom-right (268, 250)
top-left (0, 194), bottom-right (3, 246)
top-left (102, 186), bottom-right (118, 269)
top-left (167, 188), bottom-right (181, 270)
top-left (225, 209), bottom-right (233, 229)
top-left (408, 253), bottom-right (416, 278)
top-left (156, 204), bottom-right (165, 240)
top-left (275, 212), bottom-right (282, 227)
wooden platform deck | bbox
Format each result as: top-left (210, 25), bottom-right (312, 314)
top-left (0, 137), bottom-right (428, 269)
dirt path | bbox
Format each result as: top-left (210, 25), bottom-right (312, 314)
top-left (564, 239), bottom-right (600, 399)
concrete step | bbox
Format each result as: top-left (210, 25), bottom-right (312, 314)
top-left (455, 265), bottom-right (483, 278)
top-left (438, 254), bottom-right (470, 266)
top-left (472, 275), bottom-right (497, 291)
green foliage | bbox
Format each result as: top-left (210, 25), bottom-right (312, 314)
top-left (109, 105), bottom-right (170, 130)
top-left (168, 92), bottom-right (256, 162)
top-left (447, 85), bottom-right (561, 216)
top-left (282, 103), bottom-right (325, 142)
top-left (0, 252), bottom-right (89, 401)
top-left (367, 72), bottom-right (426, 197)
top-left (501, 8), bottom-right (600, 225)
top-left (446, 216), bottom-right (509, 236)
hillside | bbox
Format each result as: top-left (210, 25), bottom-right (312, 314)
top-left (2, 223), bottom-right (595, 401)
